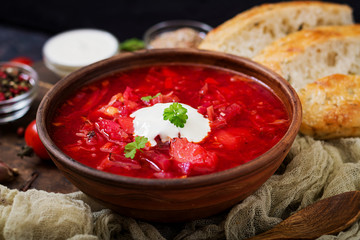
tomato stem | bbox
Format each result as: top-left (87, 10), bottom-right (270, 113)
top-left (17, 145), bottom-right (34, 158)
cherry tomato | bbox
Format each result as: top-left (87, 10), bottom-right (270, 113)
top-left (10, 57), bottom-right (33, 66)
top-left (24, 120), bottom-right (50, 159)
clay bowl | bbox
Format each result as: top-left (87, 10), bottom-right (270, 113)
top-left (37, 49), bottom-right (301, 222)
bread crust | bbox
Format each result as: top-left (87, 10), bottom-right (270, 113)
top-left (299, 74), bottom-right (360, 139)
top-left (254, 24), bottom-right (360, 73)
top-left (199, 1), bottom-right (353, 58)
top-left (253, 24), bottom-right (360, 90)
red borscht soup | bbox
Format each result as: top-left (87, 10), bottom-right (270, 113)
top-left (50, 64), bottom-right (289, 179)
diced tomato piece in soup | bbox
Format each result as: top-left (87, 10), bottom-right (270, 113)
top-left (170, 138), bottom-right (218, 175)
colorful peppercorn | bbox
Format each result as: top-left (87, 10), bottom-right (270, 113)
top-left (0, 66), bottom-right (34, 101)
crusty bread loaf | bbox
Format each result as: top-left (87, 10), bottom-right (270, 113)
top-left (198, 1), bottom-right (353, 58)
top-left (299, 74), bottom-right (360, 139)
top-left (253, 24), bottom-right (360, 91)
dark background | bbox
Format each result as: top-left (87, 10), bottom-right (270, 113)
top-left (1, 0), bottom-right (360, 62)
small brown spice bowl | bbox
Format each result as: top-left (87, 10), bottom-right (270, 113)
top-left (36, 49), bottom-right (302, 222)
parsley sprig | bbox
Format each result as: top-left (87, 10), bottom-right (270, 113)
top-left (163, 102), bottom-right (188, 128)
top-left (141, 93), bottom-right (161, 102)
top-left (124, 136), bottom-right (148, 159)
top-left (120, 38), bottom-right (145, 52)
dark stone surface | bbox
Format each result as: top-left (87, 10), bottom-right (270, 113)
top-left (0, 24), bottom-right (49, 61)
top-left (0, 0), bottom-right (274, 39)
top-left (1, 0), bottom-right (360, 62)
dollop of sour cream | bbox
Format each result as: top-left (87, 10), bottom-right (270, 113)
top-left (130, 103), bottom-right (210, 146)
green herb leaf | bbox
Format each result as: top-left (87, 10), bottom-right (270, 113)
top-left (120, 38), bottom-right (145, 52)
top-left (163, 102), bottom-right (188, 128)
top-left (124, 136), bottom-right (148, 159)
top-left (141, 93), bottom-right (161, 102)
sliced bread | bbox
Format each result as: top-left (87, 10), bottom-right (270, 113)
top-left (253, 24), bottom-right (360, 91)
top-left (299, 74), bottom-right (360, 139)
top-left (198, 1), bottom-right (353, 58)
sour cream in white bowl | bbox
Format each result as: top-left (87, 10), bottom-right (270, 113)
top-left (43, 29), bottom-right (119, 77)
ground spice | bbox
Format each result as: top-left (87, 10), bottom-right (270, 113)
top-left (149, 28), bottom-right (204, 49)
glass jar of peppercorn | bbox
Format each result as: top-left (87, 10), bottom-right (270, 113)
top-left (0, 62), bottom-right (38, 123)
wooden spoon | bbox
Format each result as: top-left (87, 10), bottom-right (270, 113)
top-left (247, 191), bottom-right (360, 240)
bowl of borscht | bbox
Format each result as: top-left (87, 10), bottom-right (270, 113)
top-left (37, 48), bottom-right (301, 222)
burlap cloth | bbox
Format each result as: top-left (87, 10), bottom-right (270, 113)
top-left (1, 134), bottom-right (359, 240)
